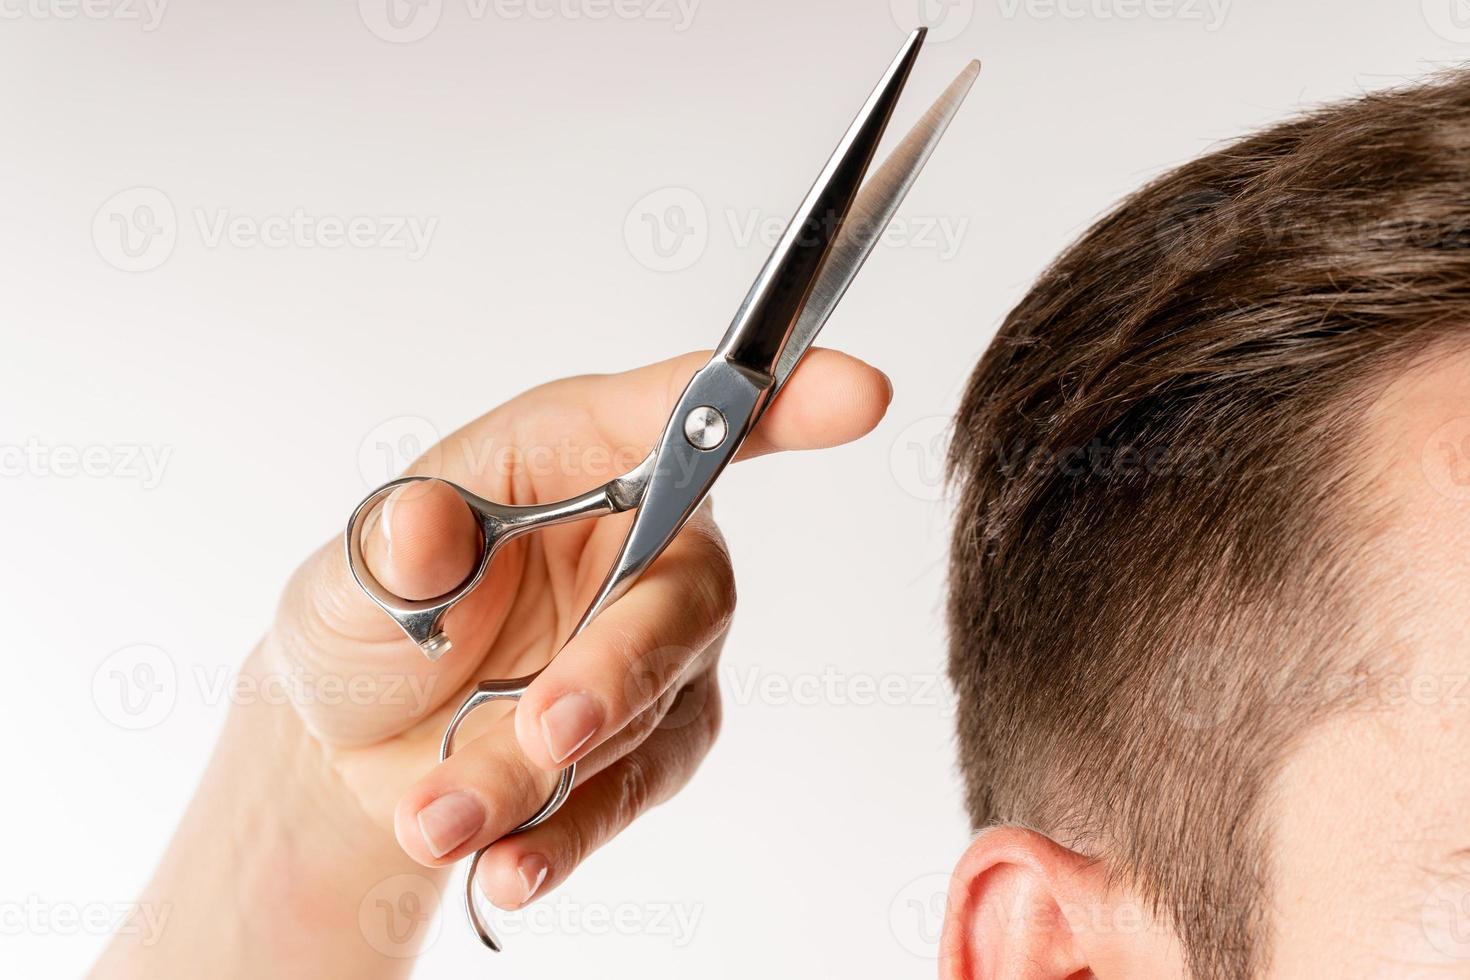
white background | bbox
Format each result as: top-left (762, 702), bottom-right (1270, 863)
top-left (2, 1), bottom-right (1465, 976)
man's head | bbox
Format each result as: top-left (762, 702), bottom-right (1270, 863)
top-left (941, 72), bottom-right (1470, 977)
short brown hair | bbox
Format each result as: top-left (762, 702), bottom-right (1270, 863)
top-left (946, 72), bottom-right (1470, 977)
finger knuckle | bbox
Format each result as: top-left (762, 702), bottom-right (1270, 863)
top-left (701, 682), bottom-right (724, 745)
top-left (657, 675), bottom-right (720, 738)
top-left (562, 809), bottom-right (596, 868)
top-left (679, 536), bottom-right (736, 638)
top-left (613, 752), bottom-right (656, 822)
top-left (623, 703), bottom-right (664, 747)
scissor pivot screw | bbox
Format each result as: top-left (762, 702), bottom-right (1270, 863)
top-left (683, 406), bottom-right (727, 450)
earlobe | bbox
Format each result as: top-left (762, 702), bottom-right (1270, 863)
top-left (939, 827), bottom-right (1092, 980)
top-left (939, 826), bottom-right (1187, 980)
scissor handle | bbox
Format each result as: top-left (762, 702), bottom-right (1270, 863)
top-left (440, 677), bottom-right (576, 952)
top-left (343, 475), bottom-right (626, 659)
top-left (344, 473), bottom-right (638, 951)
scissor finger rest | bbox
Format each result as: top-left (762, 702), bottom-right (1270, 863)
top-left (441, 678), bottom-right (576, 952)
top-left (345, 475), bottom-right (597, 950)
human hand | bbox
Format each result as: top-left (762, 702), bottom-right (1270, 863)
top-left (261, 348), bottom-right (891, 908)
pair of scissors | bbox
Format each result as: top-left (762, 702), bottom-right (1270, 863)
top-left (345, 26), bottom-right (978, 952)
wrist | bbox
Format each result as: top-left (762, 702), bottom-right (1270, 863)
top-left (92, 643), bottom-right (447, 980)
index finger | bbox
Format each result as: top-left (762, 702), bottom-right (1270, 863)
top-left (466, 347), bottom-right (893, 472)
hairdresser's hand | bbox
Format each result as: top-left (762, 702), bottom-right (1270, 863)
top-left (263, 349), bottom-right (890, 908)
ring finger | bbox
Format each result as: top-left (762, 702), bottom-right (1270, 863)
top-left (393, 654), bottom-right (722, 867)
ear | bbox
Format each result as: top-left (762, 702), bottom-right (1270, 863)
top-left (939, 826), bottom-right (1188, 980)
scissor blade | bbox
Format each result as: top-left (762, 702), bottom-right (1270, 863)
top-left (716, 27), bottom-right (927, 379)
top-left (769, 59), bottom-right (981, 402)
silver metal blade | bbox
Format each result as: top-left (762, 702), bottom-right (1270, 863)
top-left (768, 58), bottom-right (982, 401)
top-left (716, 27), bottom-right (927, 378)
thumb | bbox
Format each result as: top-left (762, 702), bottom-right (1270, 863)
top-left (267, 479), bottom-right (495, 746)
top-left (360, 480), bottom-right (480, 602)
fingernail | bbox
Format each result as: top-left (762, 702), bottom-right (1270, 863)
top-left (517, 854), bottom-right (549, 906)
top-left (877, 368), bottom-right (894, 405)
top-left (380, 487), bottom-right (401, 554)
top-left (540, 691), bottom-right (603, 764)
top-left (416, 792), bottom-right (484, 858)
